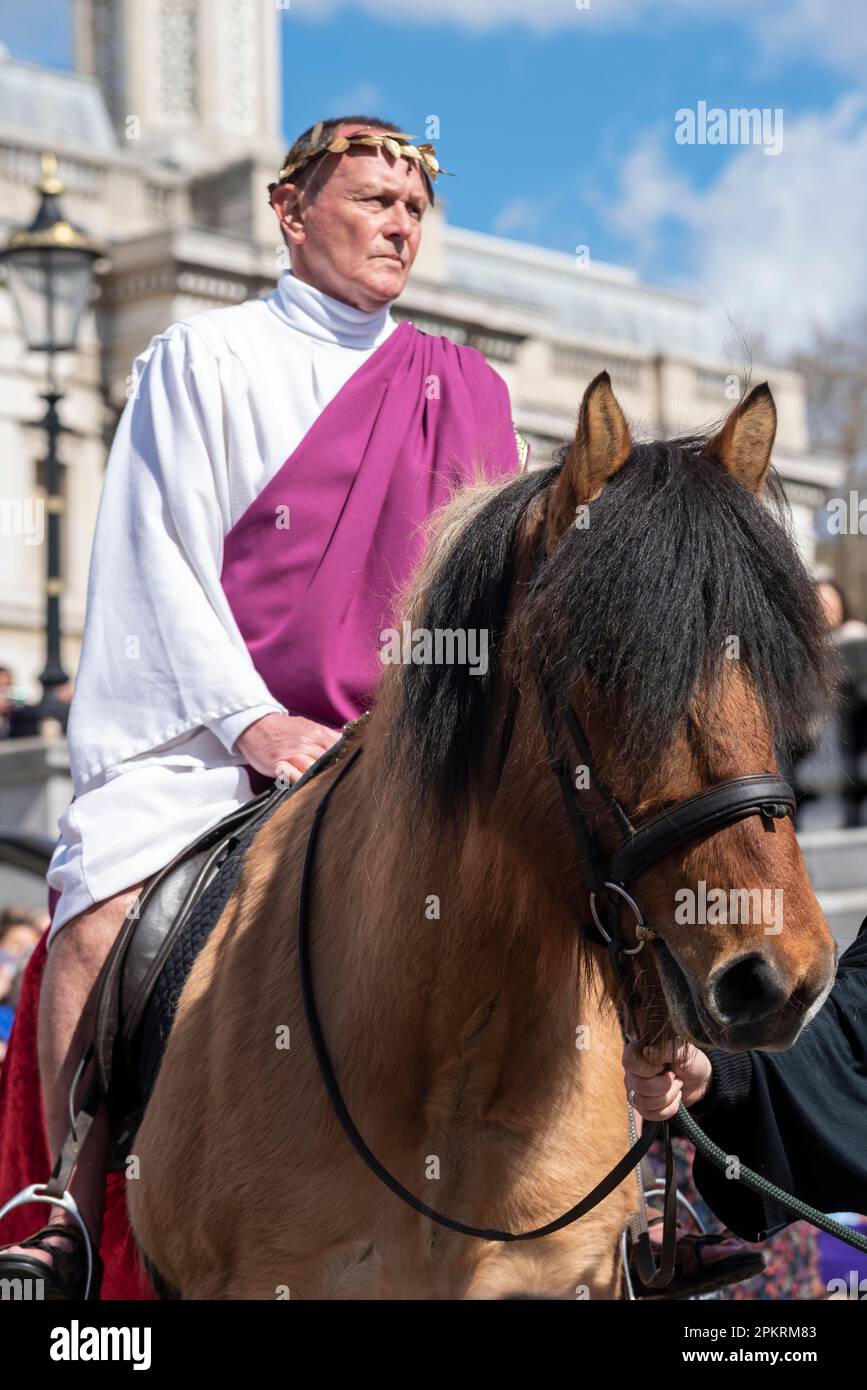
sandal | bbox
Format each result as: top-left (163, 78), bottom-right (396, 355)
top-left (629, 1219), bottom-right (765, 1300)
top-left (0, 1223), bottom-right (104, 1301)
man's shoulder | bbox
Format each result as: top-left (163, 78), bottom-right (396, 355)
top-left (411, 324), bottom-right (494, 368)
top-left (405, 325), bottom-right (528, 473)
top-left (129, 293), bottom-right (275, 385)
top-left (172, 293), bottom-right (274, 358)
top-left (409, 323), bottom-right (509, 393)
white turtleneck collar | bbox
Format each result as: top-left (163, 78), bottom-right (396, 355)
top-left (268, 268), bottom-right (398, 349)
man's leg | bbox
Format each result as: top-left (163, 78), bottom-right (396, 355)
top-left (3, 881), bottom-right (145, 1269)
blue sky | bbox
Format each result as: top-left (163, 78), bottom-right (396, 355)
top-left (2, 0), bottom-right (866, 354)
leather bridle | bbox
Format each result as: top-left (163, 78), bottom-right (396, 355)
top-left (295, 508), bottom-right (797, 1291)
top-left (524, 512), bottom-right (795, 963)
top-left (534, 673), bottom-right (796, 963)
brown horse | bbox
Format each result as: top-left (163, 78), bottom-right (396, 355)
top-left (128, 374), bottom-right (838, 1299)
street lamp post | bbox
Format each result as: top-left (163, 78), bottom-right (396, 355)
top-left (0, 153), bottom-right (105, 735)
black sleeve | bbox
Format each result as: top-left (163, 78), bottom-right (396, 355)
top-left (683, 919), bottom-right (867, 1241)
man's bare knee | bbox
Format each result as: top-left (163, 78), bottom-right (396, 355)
top-left (42, 882), bottom-right (148, 1030)
top-left (38, 882), bottom-right (147, 1159)
top-left (47, 882), bottom-right (146, 972)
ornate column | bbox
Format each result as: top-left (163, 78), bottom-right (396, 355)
top-left (74, 0), bottom-right (283, 171)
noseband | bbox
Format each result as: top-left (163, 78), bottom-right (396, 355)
top-left (535, 676), bottom-right (796, 972)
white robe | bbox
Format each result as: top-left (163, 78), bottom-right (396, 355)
top-left (47, 271), bottom-right (398, 942)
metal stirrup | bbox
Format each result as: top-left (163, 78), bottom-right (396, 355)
top-left (0, 1045), bottom-right (102, 1300)
top-left (0, 1184), bottom-right (94, 1300)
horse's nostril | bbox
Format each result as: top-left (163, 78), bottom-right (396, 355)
top-left (710, 953), bottom-right (789, 1026)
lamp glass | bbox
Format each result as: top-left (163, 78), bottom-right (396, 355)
top-left (5, 246), bottom-right (94, 352)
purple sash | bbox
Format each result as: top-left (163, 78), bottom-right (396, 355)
top-left (220, 320), bottom-right (521, 731)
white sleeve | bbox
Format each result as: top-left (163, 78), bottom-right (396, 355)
top-left (67, 322), bottom-right (287, 791)
top-left (208, 703), bottom-right (281, 754)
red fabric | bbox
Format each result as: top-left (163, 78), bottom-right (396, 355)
top-left (0, 931), bottom-right (152, 1299)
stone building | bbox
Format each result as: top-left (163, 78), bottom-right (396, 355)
top-left (0, 0), bottom-right (845, 694)
top-left (0, 0), bottom-right (861, 935)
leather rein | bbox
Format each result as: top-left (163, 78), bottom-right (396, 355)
top-left (295, 526), bottom-right (797, 1284)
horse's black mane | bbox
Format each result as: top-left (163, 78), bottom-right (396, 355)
top-left (387, 438), bottom-right (835, 822)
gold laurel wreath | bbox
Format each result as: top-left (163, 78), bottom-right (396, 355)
top-left (273, 121), bottom-right (452, 189)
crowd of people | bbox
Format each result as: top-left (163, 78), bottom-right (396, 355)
top-left (793, 578), bottom-right (867, 827)
top-left (0, 904), bottom-right (47, 1067)
top-left (0, 665), bottom-right (61, 1070)
top-left (0, 667), bottom-right (31, 740)
top-left (0, 665), bottom-right (73, 740)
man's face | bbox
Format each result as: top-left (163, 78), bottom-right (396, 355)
top-left (0, 924), bottom-right (40, 959)
top-left (273, 146), bottom-right (428, 311)
top-left (0, 672), bottom-right (11, 716)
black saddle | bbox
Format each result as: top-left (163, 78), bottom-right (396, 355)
top-left (94, 784), bottom-right (280, 1161)
top-left (92, 738), bottom-right (349, 1163)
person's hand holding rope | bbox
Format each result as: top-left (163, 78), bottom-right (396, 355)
top-left (622, 1037), bottom-right (713, 1122)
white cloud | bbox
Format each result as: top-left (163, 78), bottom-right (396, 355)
top-left (327, 81), bottom-right (386, 114)
top-left (294, 0), bottom-right (867, 75)
top-left (755, 0), bottom-right (867, 79)
top-left (492, 181), bottom-right (579, 236)
top-left (602, 129), bottom-right (698, 258)
top-left (603, 94), bottom-right (867, 355)
top-left (492, 196), bottom-right (545, 235)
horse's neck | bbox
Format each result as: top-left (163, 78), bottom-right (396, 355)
top-left (324, 779), bottom-right (609, 1122)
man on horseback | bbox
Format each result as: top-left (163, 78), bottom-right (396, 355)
top-left (0, 116), bottom-right (525, 1298)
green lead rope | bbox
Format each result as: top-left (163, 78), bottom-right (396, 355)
top-left (677, 1100), bottom-right (867, 1254)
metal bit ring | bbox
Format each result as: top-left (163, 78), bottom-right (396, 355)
top-left (589, 881), bottom-right (655, 955)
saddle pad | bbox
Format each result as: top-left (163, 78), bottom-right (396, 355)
top-left (105, 730), bottom-right (358, 1160)
top-left (133, 794), bottom-right (281, 1109)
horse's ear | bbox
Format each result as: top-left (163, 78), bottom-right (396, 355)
top-left (704, 383), bottom-right (777, 494)
top-left (546, 371), bottom-right (632, 548)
